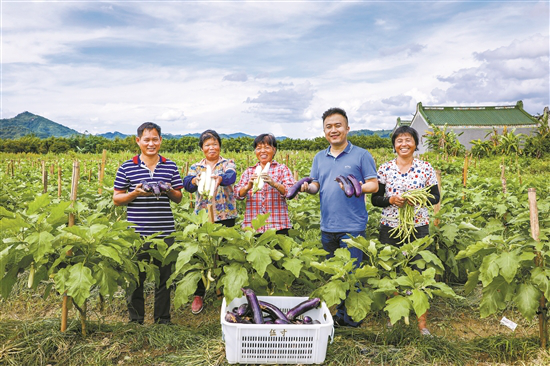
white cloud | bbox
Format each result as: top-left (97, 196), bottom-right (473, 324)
top-left (155, 109), bottom-right (186, 123)
top-left (223, 72), bottom-right (248, 82)
top-left (245, 82), bottom-right (316, 123)
top-left (1, 1), bottom-right (548, 138)
top-left (432, 34), bottom-right (549, 107)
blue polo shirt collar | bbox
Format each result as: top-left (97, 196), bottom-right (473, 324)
top-left (325, 141), bottom-right (353, 157)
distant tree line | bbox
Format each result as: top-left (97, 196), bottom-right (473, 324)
top-left (0, 134), bottom-right (392, 154)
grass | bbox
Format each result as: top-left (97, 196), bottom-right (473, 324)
top-left (1, 277), bottom-right (549, 365)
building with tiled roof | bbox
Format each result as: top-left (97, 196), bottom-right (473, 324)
top-left (403, 101), bottom-right (538, 153)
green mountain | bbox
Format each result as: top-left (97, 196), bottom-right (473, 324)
top-left (1, 111), bottom-right (392, 140)
top-left (348, 129), bottom-right (392, 138)
top-left (0, 112), bottom-right (81, 139)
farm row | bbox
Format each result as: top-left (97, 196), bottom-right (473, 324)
top-left (1, 151), bottom-right (549, 351)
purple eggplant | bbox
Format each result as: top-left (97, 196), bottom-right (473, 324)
top-left (225, 311), bottom-right (243, 323)
top-left (140, 180), bottom-right (153, 192)
top-left (347, 174), bottom-right (362, 197)
top-left (274, 318), bottom-right (291, 324)
top-left (335, 175), bottom-right (354, 198)
top-left (259, 300), bottom-right (290, 322)
top-left (286, 177), bottom-right (313, 200)
top-left (241, 288), bottom-right (264, 324)
top-left (157, 180), bottom-right (171, 192)
top-left (235, 303), bottom-right (249, 317)
top-left (302, 316), bottom-right (313, 324)
top-left (151, 183), bottom-right (161, 199)
top-left (286, 298), bottom-right (321, 320)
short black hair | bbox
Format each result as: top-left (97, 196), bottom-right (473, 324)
top-left (322, 107), bottom-right (348, 125)
top-left (391, 126), bottom-right (419, 151)
top-left (137, 122), bottom-right (161, 137)
top-left (199, 129), bottom-right (222, 148)
top-left (253, 133), bottom-right (277, 150)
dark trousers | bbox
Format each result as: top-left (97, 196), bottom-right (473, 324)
top-left (321, 230), bottom-right (366, 327)
top-left (127, 237), bottom-right (174, 324)
top-left (194, 218), bottom-right (236, 297)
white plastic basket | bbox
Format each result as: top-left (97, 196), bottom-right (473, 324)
top-left (220, 295), bottom-right (334, 365)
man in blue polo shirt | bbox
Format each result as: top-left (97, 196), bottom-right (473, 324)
top-left (301, 107), bottom-right (378, 327)
top-left (113, 122), bottom-right (183, 325)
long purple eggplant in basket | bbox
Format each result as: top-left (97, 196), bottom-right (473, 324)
top-left (286, 298), bottom-right (321, 320)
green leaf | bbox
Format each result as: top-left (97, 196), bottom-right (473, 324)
top-left (409, 289), bottom-right (430, 317)
top-left (173, 271), bottom-right (202, 309)
top-left (440, 223), bottom-right (458, 244)
top-left (464, 270), bottom-right (480, 295)
top-left (46, 201), bottom-right (72, 226)
top-left (218, 246), bottom-right (246, 262)
top-left (265, 264), bottom-right (295, 293)
top-left (384, 296), bottom-right (411, 325)
top-left (251, 213), bottom-right (270, 231)
top-left (354, 265), bottom-right (379, 280)
top-left (316, 281), bottom-right (348, 308)
top-left (513, 283), bottom-right (541, 321)
top-left (174, 243), bottom-right (200, 274)
top-left (26, 231), bottom-right (55, 262)
top-left (0, 267), bottom-right (19, 299)
top-left (96, 245), bottom-right (122, 264)
top-left (93, 262), bottom-right (120, 298)
top-left (418, 250), bottom-right (444, 269)
top-left (66, 263), bottom-right (95, 307)
top-left (0, 245), bottom-right (13, 275)
top-left (246, 246), bottom-right (272, 277)
top-left (345, 290), bottom-right (372, 322)
top-left (256, 229), bottom-right (277, 246)
top-left (0, 207), bottom-right (15, 218)
top-left (282, 257), bottom-right (302, 278)
top-left (480, 276), bottom-right (512, 318)
top-left (0, 215), bottom-right (30, 233)
top-left (209, 227), bottom-right (242, 239)
top-left (221, 263), bottom-right (249, 302)
top-left (496, 251), bottom-right (520, 283)
top-left (431, 282), bottom-right (462, 299)
top-left (455, 241), bottom-right (488, 260)
top-left (26, 194), bottom-right (50, 215)
top-left (531, 267), bottom-right (550, 299)
top-left (479, 253), bottom-right (500, 287)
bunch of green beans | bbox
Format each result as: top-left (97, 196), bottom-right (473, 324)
top-left (389, 185), bottom-right (435, 243)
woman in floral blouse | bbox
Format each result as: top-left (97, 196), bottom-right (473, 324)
top-left (371, 125), bottom-right (440, 336)
top-left (183, 129), bottom-right (238, 314)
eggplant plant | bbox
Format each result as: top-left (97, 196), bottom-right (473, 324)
top-left (311, 235), bottom-right (461, 324)
top-left (165, 210), bottom-right (328, 308)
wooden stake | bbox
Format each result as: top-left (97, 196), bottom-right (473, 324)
top-left (98, 149), bottom-right (107, 194)
top-left (41, 160), bottom-right (46, 185)
top-left (206, 203), bottom-right (215, 223)
top-left (68, 161), bottom-right (80, 227)
top-left (528, 188), bottom-right (547, 349)
top-left (62, 161), bottom-right (79, 332)
top-left (501, 163), bottom-right (507, 194)
top-left (293, 170), bottom-right (299, 181)
top-left (42, 161), bottom-right (48, 194)
top-left (462, 153), bottom-right (469, 188)
top-left (57, 165), bottom-right (62, 198)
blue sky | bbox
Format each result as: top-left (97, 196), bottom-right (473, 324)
top-left (2, 0), bottom-right (549, 138)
